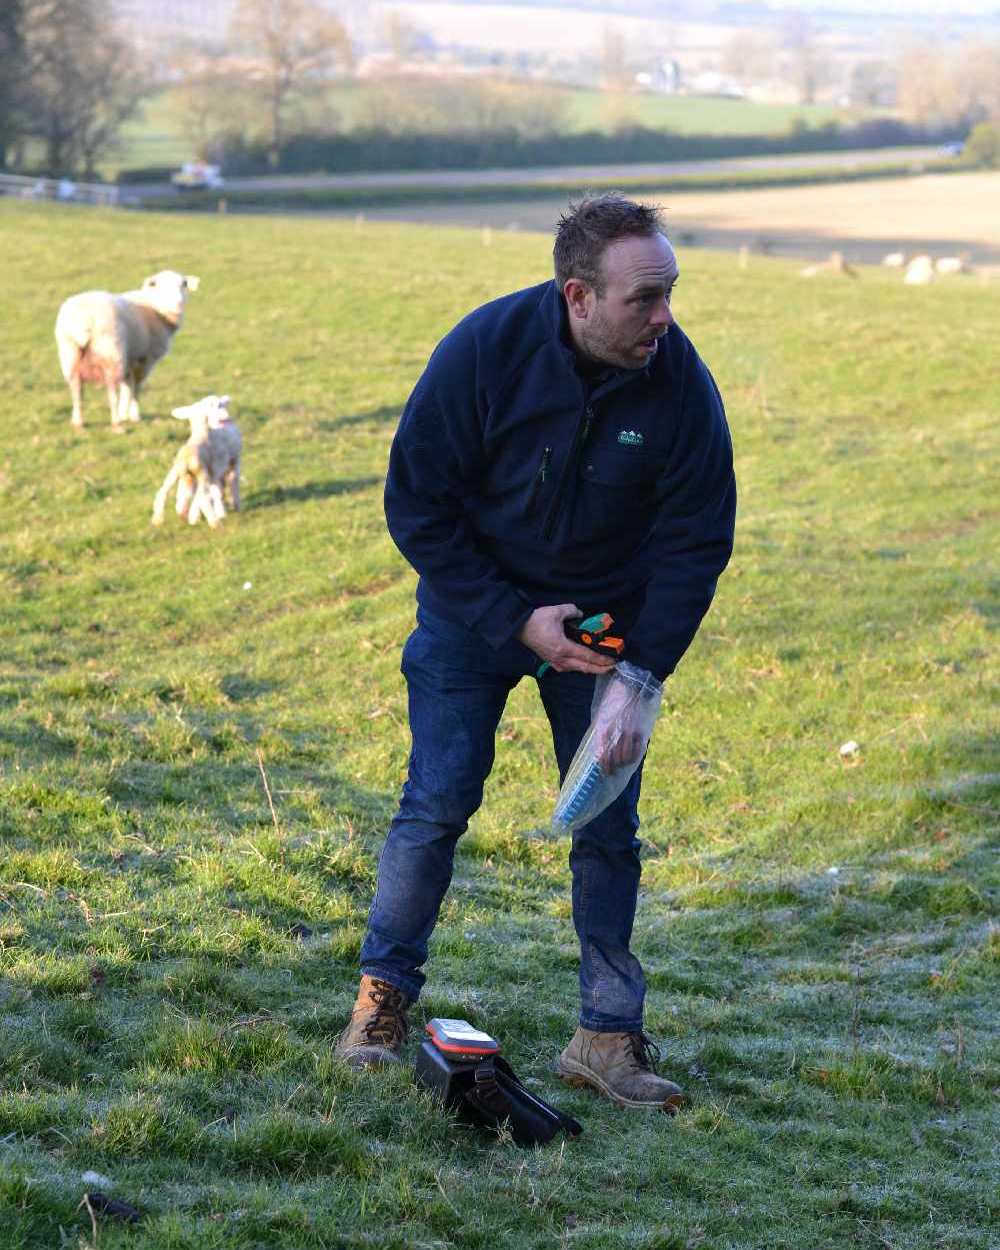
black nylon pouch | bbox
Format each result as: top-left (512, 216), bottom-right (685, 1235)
top-left (414, 1041), bottom-right (582, 1146)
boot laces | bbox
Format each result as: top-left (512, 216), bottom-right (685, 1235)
top-left (626, 1031), bottom-right (661, 1073)
top-left (362, 979), bottom-right (408, 1046)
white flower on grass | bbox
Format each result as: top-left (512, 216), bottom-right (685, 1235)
top-left (243, 581), bottom-right (252, 590)
top-left (839, 740), bottom-right (860, 758)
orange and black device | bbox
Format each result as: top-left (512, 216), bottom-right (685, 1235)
top-left (564, 612), bottom-right (625, 660)
top-left (536, 611), bottom-right (625, 678)
top-left (425, 1018), bottom-right (500, 1060)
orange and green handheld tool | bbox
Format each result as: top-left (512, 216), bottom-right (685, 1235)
top-left (536, 612), bottom-right (624, 677)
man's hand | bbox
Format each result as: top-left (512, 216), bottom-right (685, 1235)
top-left (591, 676), bottom-right (646, 773)
top-left (518, 604), bottom-right (617, 675)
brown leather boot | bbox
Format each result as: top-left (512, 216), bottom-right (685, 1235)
top-left (556, 1027), bottom-right (684, 1111)
top-left (333, 975), bottom-right (410, 1069)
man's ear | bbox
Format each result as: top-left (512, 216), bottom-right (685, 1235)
top-left (563, 278), bottom-right (594, 320)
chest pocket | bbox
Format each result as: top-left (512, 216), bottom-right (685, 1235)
top-left (574, 448), bottom-right (665, 541)
top-left (581, 448), bottom-right (662, 488)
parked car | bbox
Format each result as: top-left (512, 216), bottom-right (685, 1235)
top-left (939, 141), bottom-right (964, 157)
top-left (171, 162), bottom-right (224, 191)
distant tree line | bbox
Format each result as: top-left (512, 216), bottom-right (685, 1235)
top-left (3, 0), bottom-right (999, 181)
top-left (118, 117), bottom-right (963, 184)
top-left (155, 25), bottom-right (1000, 181)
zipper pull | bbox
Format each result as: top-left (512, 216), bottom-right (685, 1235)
top-left (540, 446), bottom-right (551, 481)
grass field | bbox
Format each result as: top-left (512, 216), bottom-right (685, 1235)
top-left (0, 200), bottom-right (997, 1250)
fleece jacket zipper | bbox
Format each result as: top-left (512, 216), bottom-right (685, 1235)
top-left (526, 446), bottom-right (551, 515)
top-left (541, 405), bottom-right (594, 540)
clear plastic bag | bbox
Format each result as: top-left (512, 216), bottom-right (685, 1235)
top-left (551, 661), bottom-right (663, 835)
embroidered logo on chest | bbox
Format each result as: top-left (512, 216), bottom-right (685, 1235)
top-left (617, 429), bottom-right (644, 447)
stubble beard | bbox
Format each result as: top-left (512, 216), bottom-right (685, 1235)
top-left (580, 310), bottom-right (643, 372)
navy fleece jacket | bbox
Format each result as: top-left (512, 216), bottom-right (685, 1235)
top-left (384, 280), bottom-right (736, 681)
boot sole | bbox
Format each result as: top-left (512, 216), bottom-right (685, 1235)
top-left (334, 1046), bottom-right (404, 1070)
top-left (556, 1060), bottom-right (684, 1112)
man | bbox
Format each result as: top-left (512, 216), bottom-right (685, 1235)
top-left (335, 195), bottom-right (736, 1110)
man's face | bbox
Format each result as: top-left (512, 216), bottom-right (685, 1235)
top-left (572, 232), bottom-right (679, 370)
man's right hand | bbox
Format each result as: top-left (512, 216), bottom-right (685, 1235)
top-left (517, 604), bottom-right (618, 675)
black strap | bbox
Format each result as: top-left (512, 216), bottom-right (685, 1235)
top-left (493, 1056), bottom-right (582, 1137)
top-left (463, 1058), bottom-right (511, 1119)
top-left (461, 1056), bottom-right (583, 1143)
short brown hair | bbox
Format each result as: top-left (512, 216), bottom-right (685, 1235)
top-left (553, 194), bottom-right (665, 295)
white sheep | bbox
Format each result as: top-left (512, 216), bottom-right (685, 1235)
top-left (151, 394), bottom-right (242, 529)
top-left (882, 252), bottom-right (906, 267)
top-left (903, 255), bottom-right (935, 285)
top-left (935, 256), bottom-right (968, 275)
top-left (55, 270), bottom-right (200, 428)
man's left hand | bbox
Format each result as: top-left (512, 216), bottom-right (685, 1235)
top-left (592, 677), bottom-right (646, 773)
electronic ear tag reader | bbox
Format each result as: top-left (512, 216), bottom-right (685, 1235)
top-left (425, 1018), bottom-right (500, 1060)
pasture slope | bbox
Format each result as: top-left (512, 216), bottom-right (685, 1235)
top-left (0, 200), bottom-right (997, 1250)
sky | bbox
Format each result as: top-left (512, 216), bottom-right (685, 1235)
top-left (433, 0), bottom-right (1000, 18)
top-left (781, 0), bottom-right (998, 10)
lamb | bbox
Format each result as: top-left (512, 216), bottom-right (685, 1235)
top-left (151, 394), bottom-right (242, 529)
top-left (799, 250), bottom-right (857, 279)
top-left (55, 270), bottom-right (199, 428)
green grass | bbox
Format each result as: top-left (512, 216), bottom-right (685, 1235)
top-left (318, 80), bottom-right (854, 137)
top-left (115, 91), bottom-right (196, 174)
top-left (564, 88), bottom-right (852, 136)
top-left (0, 200), bottom-right (997, 1249)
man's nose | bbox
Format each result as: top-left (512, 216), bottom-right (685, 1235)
top-left (650, 296), bottom-right (673, 329)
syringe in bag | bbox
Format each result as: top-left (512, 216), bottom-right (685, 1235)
top-left (552, 758), bottom-right (605, 832)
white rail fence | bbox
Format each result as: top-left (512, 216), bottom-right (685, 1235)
top-left (0, 173), bottom-right (122, 207)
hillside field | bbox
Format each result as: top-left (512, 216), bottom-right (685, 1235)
top-left (0, 201), bottom-right (997, 1249)
top-left (286, 171), bottom-right (1000, 270)
top-left (113, 83), bottom-right (857, 176)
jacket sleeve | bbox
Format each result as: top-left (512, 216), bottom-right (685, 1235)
top-left (383, 339), bottom-right (533, 650)
top-left (626, 351), bottom-right (736, 681)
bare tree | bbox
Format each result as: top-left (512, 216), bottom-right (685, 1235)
top-left (897, 38), bottom-right (1000, 128)
top-left (896, 41), bottom-right (951, 126)
top-left (229, 0), bottom-right (353, 167)
top-left (721, 31), bottom-right (776, 88)
top-left (600, 27), bottom-right (631, 92)
top-left (379, 9), bottom-right (427, 63)
top-left (848, 60), bottom-right (895, 109)
top-left (780, 12), bottom-right (830, 106)
top-left (949, 40), bottom-right (1000, 127)
top-left (16, 0), bottom-right (144, 177)
top-left (0, 0), bottom-right (23, 168)
top-left (170, 53), bottom-right (257, 163)
top-left (355, 78), bottom-right (569, 140)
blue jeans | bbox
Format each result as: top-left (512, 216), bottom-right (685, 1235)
top-left (360, 609), bottom-right (646, 1032)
